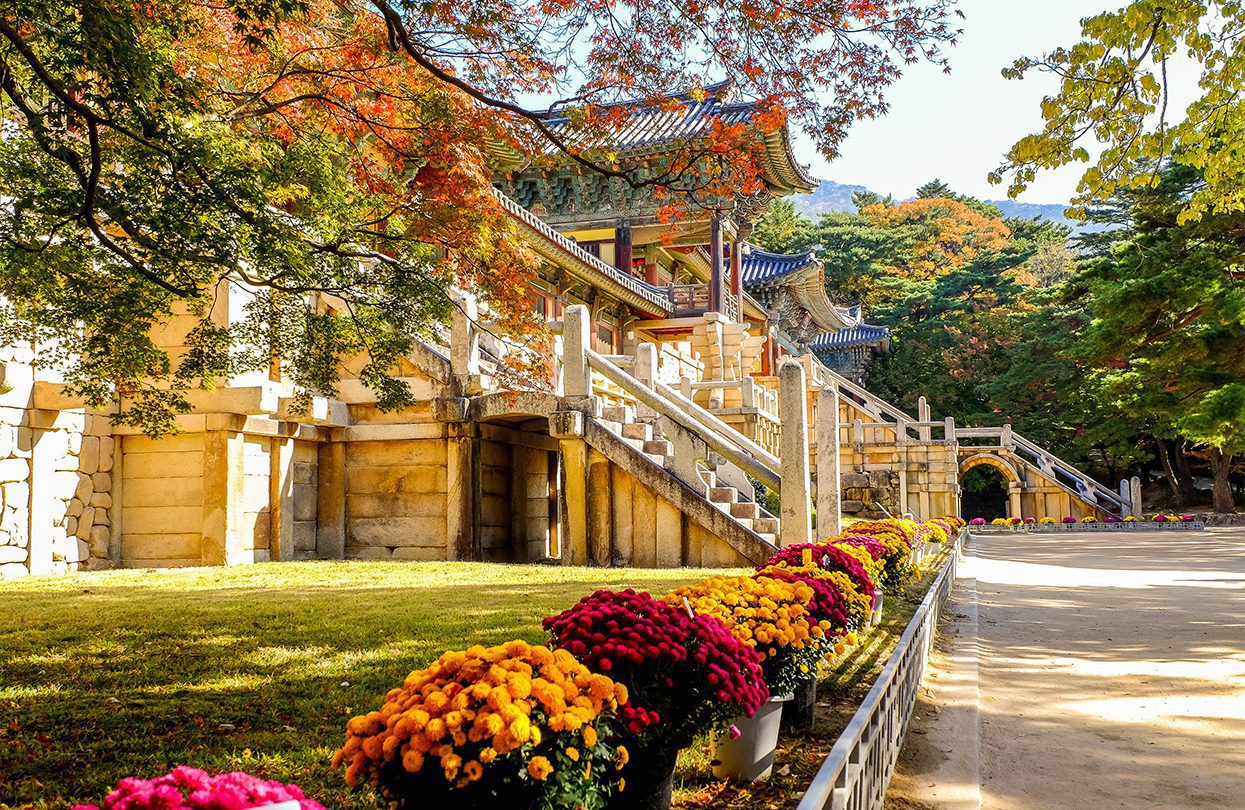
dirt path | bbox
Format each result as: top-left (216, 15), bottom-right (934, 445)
top-left (885, 529), bottom-right (1245, 810)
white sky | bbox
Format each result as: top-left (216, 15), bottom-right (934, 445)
top-left (798, 0), bottom-right (1123, 204)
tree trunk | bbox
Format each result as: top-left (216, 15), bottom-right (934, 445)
top-left (1209, 448), bottom-right (1235, 514)
top-left (1173, 439), bottom-right (1198, 506)
top-left (1155, 438), bottom-right (1185, 506)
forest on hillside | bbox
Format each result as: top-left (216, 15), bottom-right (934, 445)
top-left (753, 174), bottom-right (1245, 513)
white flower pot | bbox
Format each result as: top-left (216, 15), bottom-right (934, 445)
top-left (712, 695), bottom-right (788, 781)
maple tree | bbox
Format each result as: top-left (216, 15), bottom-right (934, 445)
top-left (0, 0), bottom-right (959, 432)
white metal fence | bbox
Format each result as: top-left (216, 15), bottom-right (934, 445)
top-left (796, 528), bottom-right (967, 810)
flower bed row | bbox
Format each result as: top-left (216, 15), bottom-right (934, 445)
top-left (74, 516), bottom-right (965, 810)
top-left (968, 514), bottom-right (1205, 532)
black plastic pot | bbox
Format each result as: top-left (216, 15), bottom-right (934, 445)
top-left (780, 678), bottom-right (817, 732)
top-left (610, 742), bottom-right (679, 810)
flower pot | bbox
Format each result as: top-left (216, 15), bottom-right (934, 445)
top-left (611, 742), bottom-right (679, 810)
top-left (779, 677), bottom-right (816, 732)
top-left (870, 591), bottom-right (884, 627)
top-left (712, 695), bottom-right (787, 781)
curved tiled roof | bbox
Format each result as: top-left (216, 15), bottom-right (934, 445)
top-left (811, 324), bottom-right (892, 351)
top-left (536, 81), bottom-right (817, 195)
top-left (740, 247), bottom-right (820, 286)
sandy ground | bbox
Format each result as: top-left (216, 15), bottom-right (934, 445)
top-left (885, 528), bottom-right (1245, 810)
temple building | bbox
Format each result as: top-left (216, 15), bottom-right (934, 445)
top-left (0, 82), bottom-right (1130, 580)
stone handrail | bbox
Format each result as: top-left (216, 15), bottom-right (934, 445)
top-left (956, 425), bottom-right (1130, 514)
top-left (813, 360), bottom-right (915, 425)
top-left (586, 348), bottom-right (782, 492)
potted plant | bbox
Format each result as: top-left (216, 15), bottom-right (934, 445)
top-left (544, 589), bottom-right (767, 809)
top-left (752, 565), bottom-right (851, 731)
top-left (334, 640), bottom-right (628, 809)
top-left (71, 767), bottom-right (325, 810)
top-left (666, 574), bottom-right (830, 781)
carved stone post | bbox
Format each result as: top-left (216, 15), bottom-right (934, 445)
top-left (1129, 475), bottom-right (1143, 518)
top-left (634, 342), bottom-right (659, 421)
top-left (816, 387), bottom-right (842, 541)
top-left (779, 361), bottom-right (812, 547)
top-left (563, 304), bottom-right (591, 399)
top-left (918, 395), bottom-right (931, 442)
top-left (449, 290), bottom-right (481, 395)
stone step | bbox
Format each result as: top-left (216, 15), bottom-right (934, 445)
top-left (644, 453), bottom-right (665, 465)
top-left (643, 439), bottom-right (672, 456)
top-left (699, 470), bottom-right (717, 488)
top-left (622, 437), bottom-right (646, 452)
top-left (708, 486), bottom-right (737, 504)
top-left (752, 517), bottom-right (780, 534)
top-left (730, 502), bottom-right (760, 520)
top-left (621, 422), bottom-right (652, 441)
top-left (756, 533), bottom-right (777, 545)
top-left (597, 419), bottom-right (622, 434)
top-left (601, 405), bottom-right (636, 424)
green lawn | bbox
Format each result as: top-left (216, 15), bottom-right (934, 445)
top-left (0, 561), bottom-right (734, 810)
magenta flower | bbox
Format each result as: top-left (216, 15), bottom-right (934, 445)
top-left (74, 767), bottom-right (324, 810)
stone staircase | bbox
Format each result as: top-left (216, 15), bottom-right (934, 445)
top-left (595, 403), bottom-right (782, 547)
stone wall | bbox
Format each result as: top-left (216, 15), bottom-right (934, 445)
top-left (0, 338), bottom-right (117, 578)
top-left (343, 437), bottom-right (449, 562)
top-left (840, 470), bottom-right (901, 520)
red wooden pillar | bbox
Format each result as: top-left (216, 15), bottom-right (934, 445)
top-left (708, 213), bottom-right (723, 314)
top-left (730, 239), bottom-right (743, 315)
top-left (615, 219), bottom-right (633, 276)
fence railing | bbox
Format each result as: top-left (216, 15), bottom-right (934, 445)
top-left (797, 528), bottom-right (966, 810)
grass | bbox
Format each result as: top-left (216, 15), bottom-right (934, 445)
top-left (0, 561), bottom-right (737, 810)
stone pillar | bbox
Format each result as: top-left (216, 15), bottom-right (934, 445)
top-left (563, 304), bottom-right (591, 399)
top-left (708, 213), bottom-right (723, 314)
top-left (201, 428), bottom-right (246, 566)
top-left (815, 387), bottom-right (842, 541)
top-left (779, 361), bottom-right (812, 547)
top-left (560, 439), bottom-right (589, 566)
top-left (918, 396), bottom-right (931, 442)
top-left (1129, 475), bottom-right (1143, 518)
top-left (1008, 483), bottom-right (1023, 520)
top-left (26, 424), bottom-right (53, 575)
top-left (587, 448), bottom-right (611, 567)
top-left (269, 435), bottom-right (295, 561)
top-left (446, 423), bottom-right (478, 561)
top-left (316, 440), bottom-right (346, 559)
top-left (1001, 423), bottom-right (1014, 448)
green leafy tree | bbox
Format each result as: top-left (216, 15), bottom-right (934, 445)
top-left (751, 199), bottom-right (816, 254)
top-left (996, 1), bottom-right (1245, 223)
top-left (1070, 163), bottom-right (1245, 511)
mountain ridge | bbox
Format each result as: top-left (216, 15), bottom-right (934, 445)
top-left (792, 179), bottom-right (1082, 230)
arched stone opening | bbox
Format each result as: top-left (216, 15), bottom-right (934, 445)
top-left (960, 454), bottom-right (1021, 520)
